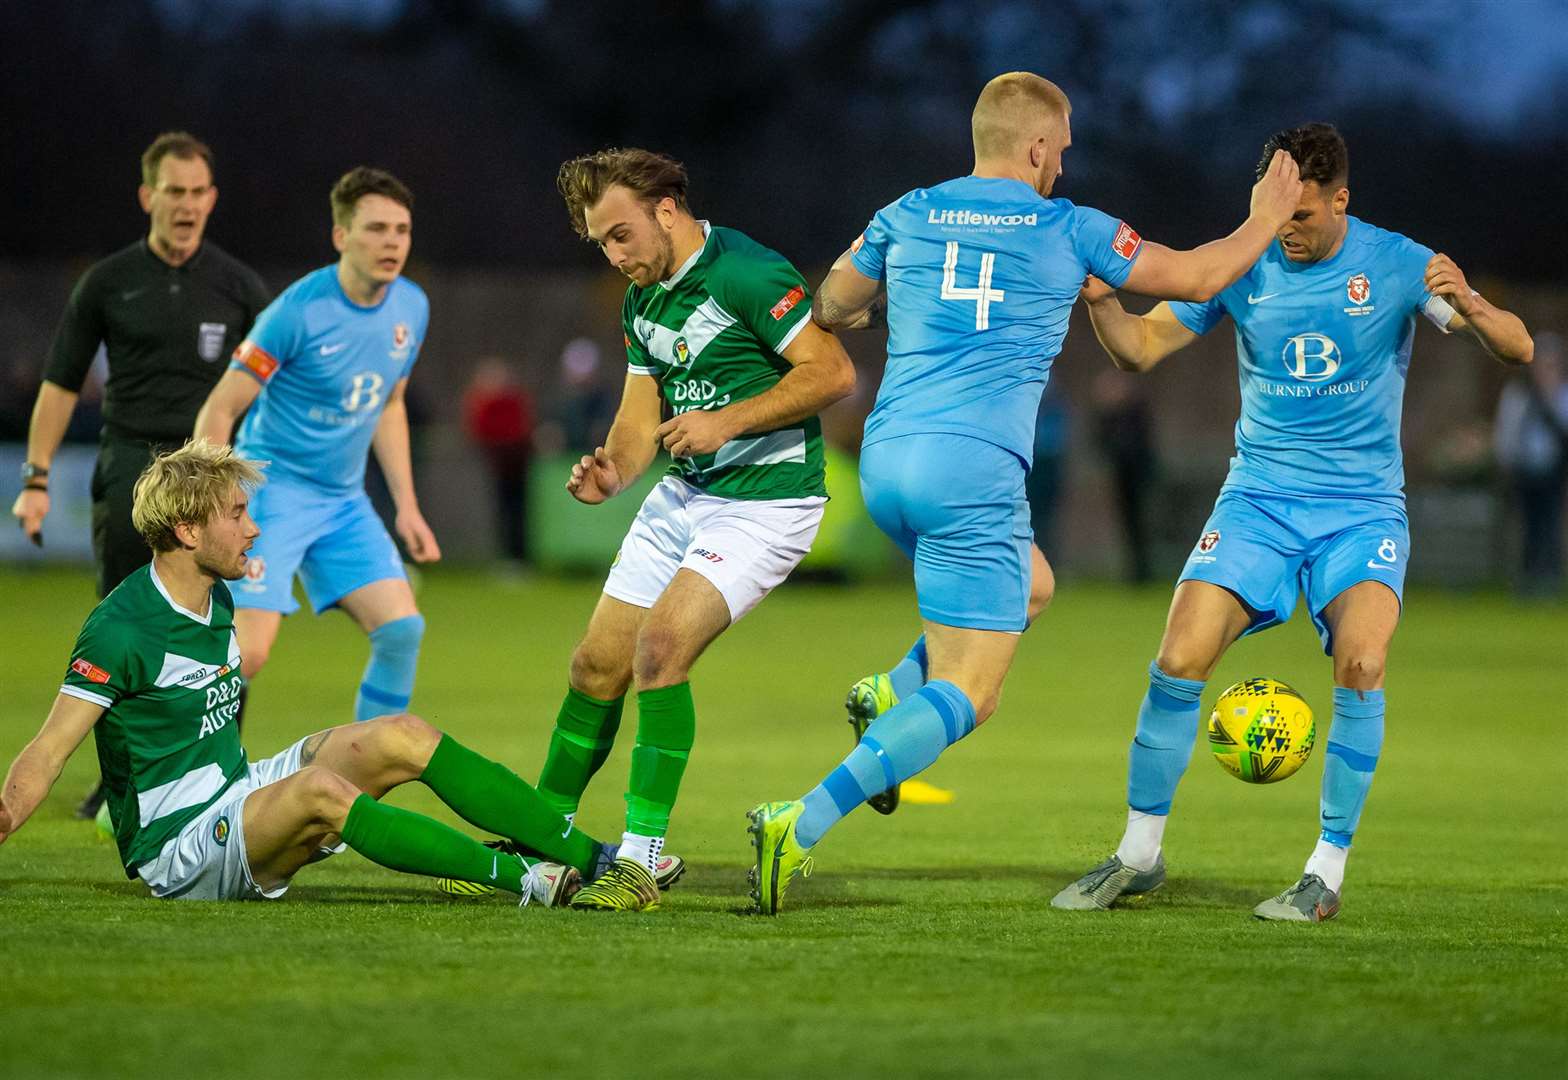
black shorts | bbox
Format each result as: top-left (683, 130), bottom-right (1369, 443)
top-left (91, 436), bottom-right (177, 598)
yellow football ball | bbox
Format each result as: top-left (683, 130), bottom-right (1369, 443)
top-left (1207, 678), bottom-right (1315, 783)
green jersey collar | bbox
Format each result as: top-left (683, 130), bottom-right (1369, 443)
top-left (659, 220), bottom-right (712, 291)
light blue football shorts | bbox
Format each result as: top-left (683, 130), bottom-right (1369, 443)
top-left (860, 432), bottom-right (1032, 632)
top-left (1179, 485), bottom-right (1410, 654)
top-left (232, 473), bottom-right (406, 615)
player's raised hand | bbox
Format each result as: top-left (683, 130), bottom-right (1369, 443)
top-left (566, 447), bottom-right (622, 504)
top-left (395, 507), bottom-right (442, 563)
top-left (656, 409), bottom-right (734, 458)
top-left (1079, 275), bottom-right (1116, 305)
top-left (1423, 253), bottom-right (1477, 316)
top-left (10, 487), bottom-right (48, 547)
top-left (1250, 149), bottom-right (1303, 230)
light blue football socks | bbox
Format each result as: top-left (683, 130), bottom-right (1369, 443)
top-left (1319, 686), bottom-right (1384, 846)
top-left (796, 680), bottom-right (976, 848)
top-left (887, 635), bottom-right (929, 701)
top-left (354, 613), bottom-right (425, 723)
top-left (1125, 660), bottom-right (1206, 816)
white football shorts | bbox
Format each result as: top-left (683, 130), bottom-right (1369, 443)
top-left (137, 735), bottom-right (334, 901)
top-left (604, 475), bottom-right (824, 622)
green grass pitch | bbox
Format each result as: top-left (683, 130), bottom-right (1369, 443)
top-left (1, 567), bottom-right (1563, 1078)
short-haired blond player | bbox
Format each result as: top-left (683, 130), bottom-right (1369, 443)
top-left (0, 440), bottom-right (650, 905)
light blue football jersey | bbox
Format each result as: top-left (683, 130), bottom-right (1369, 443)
top-left (1169, 217), bottom-right (1436, 500)
top-left (232, 266), bottom-right (429, 495)
top-left (851, 176), bottom-right (1143, 465)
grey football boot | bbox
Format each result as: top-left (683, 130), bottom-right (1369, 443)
top-left (1051, 854), bottom-right (1167, 910)
top-left (1252, 873), bottom-right (1341, 922)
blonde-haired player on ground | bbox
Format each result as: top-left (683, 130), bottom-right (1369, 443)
top-left (0, 440), bottom-right (640, 905)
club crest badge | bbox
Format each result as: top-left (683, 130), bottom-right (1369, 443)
top-left (213, 816), bottom-right (230, 846)
top-left (197, 322), bottom-right (228, 362)
top-left (1346, 274), bottom-right (1371, 305)
top-left (393, 323), bottom-right (409, 348)
top-left (1198, 530), bottom-right (1221, 553)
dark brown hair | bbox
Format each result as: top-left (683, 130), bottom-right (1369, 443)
top-left (1258, 122), bottom-right (1348, 189)
top-left (141, 131), bottom-right (213, 187)
top-left (557, 148), bottom-right (690, 239)
top-left (330, 166), bottom-right (414, 227)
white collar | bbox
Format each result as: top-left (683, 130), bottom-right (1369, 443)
top-left (659, 220), bottom-right (712, 290)
top-left (148, 561), bottom-right (213, 625)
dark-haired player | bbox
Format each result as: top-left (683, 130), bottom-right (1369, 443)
top-left (542, 147), bottom-right (855, 911)
top-left (195, 168), bottom-right (437, 728)
top-left (1053, 123), bottom-right (1533, 921)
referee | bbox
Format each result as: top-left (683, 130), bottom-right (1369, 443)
top-left (9, 131), bottom-right (270, 818)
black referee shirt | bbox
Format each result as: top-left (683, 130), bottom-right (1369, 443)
top-left (43, 239), bottom-right (271, 443)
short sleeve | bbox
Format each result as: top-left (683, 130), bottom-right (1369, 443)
top-left (847, 207), bottom-right (893, 282)
top-left (1072, 205), bottom-right (1144, 289)
top-left (230, 290), bottom-right (303, 385)
top-left (1167, 296), bottom-right (1227, 336)
top-left (714, 251), bottom-right (813, 355)
top-left (621, 290), bottom-right (657, 375)
top-left (42, 267), bottom-right (107, 393)
top-left (59, 614), bottom-right (137, 711)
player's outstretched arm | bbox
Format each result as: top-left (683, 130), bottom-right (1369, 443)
top-left (0, 694), bottom-right (102, 847)
top-left (654, 322), bottom-right (855, 458)
top-left (9, 381), bottom-right (79, 547)
top-left (372, 377), bottom-right (441, 563)
top-left (1080, 277), bottom-right (1201, 374)
top-left (194, 368), bottom-right (264, 445)
top-left (1424, 254), bottom-right (1534, 366)
top-left (1120, 149), bottom-right (1303, 302)
top-left (813, 252), bottom-right (885, 331)
top-left (568, 373), bottom-right (663, 505)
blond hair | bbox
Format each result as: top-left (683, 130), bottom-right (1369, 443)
top-left (971, 72), bottom-right (1071, 160)
top-left (131, 439), bottom-right (264, 552)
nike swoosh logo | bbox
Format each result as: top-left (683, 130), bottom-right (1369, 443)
top-left (1365, 561), bottom-right (1396, 570)
top-left (119, 288), bottom-right (147, 302)
top-left (319, 343), bottom-right (347, 355)
top-left (1246, 292), bottom-right (1280, 305)
top-left (489, 855), bottom-right (498, 881)
top-left (561, 822), bottom-right (574, 840)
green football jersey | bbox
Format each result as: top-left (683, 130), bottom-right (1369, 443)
top-left (59, 564), bottom-right (248, 875)
top-left (622, 223), bottom-right (826, 500)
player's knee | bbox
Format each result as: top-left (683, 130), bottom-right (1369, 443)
top-left (367, 712), bottom-right (440, 772)
top-left (1027, 560), bottom-right (1056, 620)
top-left (370, 612), bottom-right (425, 657)
top-left (240, 640), bottom-right (271, 680)
top-left (632, 623), bottom-right (688, 688)
top-left (1333, 650), bottom-right (1385, 690)
top-left (295, 766), bottom-right (361, 828)
top-left (570, 638), bottom-right (632, 698)
top-left (1153, 641), bottom-right (1220, 683)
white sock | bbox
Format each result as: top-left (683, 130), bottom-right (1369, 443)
top-left (1114, 810), bottom-right (1167, 872)
top-left (616, 831), bottom-right (663, 873)
top-left (1304, 839), bottom-right (1349, 893)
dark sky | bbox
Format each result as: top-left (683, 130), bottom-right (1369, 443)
top-left (7, 0), bottom-right (1567, 280)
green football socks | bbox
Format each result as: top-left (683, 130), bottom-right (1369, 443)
top-left (624, 682), bottom-right (695, 837)
top-left (341, 793), bottom-right (530, 894)
top-left (419, 734), bottom-right (601, 874)
top-left (537, 687), bottom-right (624, 816)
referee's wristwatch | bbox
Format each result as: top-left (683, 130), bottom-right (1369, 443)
top-left (20, 462), bottom-right (49, 490)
